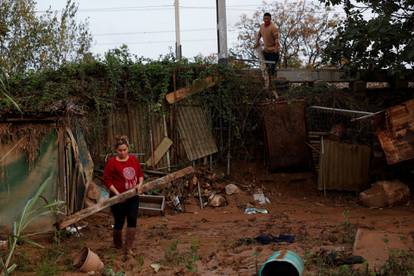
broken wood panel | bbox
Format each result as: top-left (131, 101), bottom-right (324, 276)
top-left (377, 99), bottom-right (414, 165)
top-left (57, 166), bottom-right (195, 229)
top-left (145, 137), bottom-right (173, 167)
top-left (166, 76), bottom-right (216, 104)
top-left (176, 106), bottom-right (218, 161)
top-left (377, 130), bottom-right (414, 165)
top-left (318, 139), bottom-right (371, 192)
top-left (387, 99), bottom-right (414, 131)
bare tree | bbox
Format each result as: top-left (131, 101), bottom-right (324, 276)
top-left (233, 0), bottom-right (339, 68)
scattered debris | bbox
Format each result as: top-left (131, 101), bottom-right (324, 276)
top-left (150, 263), bottom-right (161, 273)
top-left (209, 194), bottom-right (227, 207)
top-left (255, 234), bottom-right (295, 245)
top-left (253, 191), bottom-right (271, 205)
top-left (225, 184), bottom-right (240, 195)
top-left (172, 196), bottom-right (183, 212)
top-left (359, 180), bottom-right (410, 208)
top-left (353, 228), bottom-right (414, 270)
top-left (189, 175), bottom-right (198, 191)
top-left (85, 181), bottom-right (101, 207)
top-left (377, 98), bottom-right (414, 165)
top-left (244, 207), bottom-right (269, 215)
top-left (315, 247), bottom-right (365, 267)
top-left (66, 223), bottom-right (88, 237)
top-left (139, 195), bottom-right (166, 216)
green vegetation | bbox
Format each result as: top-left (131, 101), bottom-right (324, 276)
top-left (320, 0), bottom-right (414, 71)
top-left (0, 0), bottom-right (91, 74)
top-left (306, 250), bottom-right (414, 275)
top-left (162, 239), bottom-right (200, 272)
top-left (0, 174), bottom-right (64, 275)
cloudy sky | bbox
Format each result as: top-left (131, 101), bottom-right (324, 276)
top-left (36, 0), bottom-right (342, 59)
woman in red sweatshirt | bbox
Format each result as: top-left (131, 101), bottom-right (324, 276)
top-left (103, 135), bottom-right (144, 254)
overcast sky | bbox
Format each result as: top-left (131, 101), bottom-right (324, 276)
top-left (36, 0), bottom-right (342, 59)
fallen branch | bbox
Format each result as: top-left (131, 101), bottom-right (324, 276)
top-left (57, 166), bottom-right (195, 229)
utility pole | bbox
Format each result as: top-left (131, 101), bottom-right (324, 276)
top-left (216, 0), bottom-right (228, 64)
top-left (174, 0), bottom-right (182, 60)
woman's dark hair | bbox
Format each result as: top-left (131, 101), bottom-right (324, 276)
top-left (114, 135), bottom-right (129, 149)
top-left (264, 12), bottom-right (271, 18)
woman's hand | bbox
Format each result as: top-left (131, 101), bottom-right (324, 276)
top-left (109, 185), bottom-right (120, 196)
top-left (137, 185), bottom-right (144, 195)
top-left (137, 176), bottom-right (144, 195)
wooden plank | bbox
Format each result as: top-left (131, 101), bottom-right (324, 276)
top-left (166, 76), bottom-right (216, 104)
top-left (57, 166), bottom-right (195, 229)
top-left (145, 137), bottom-right (173, 167)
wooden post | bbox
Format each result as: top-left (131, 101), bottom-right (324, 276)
top-left (57, 166), bottom-right (195, 229)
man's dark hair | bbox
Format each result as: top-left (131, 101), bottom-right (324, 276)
top-left (264, 12), bottom-right (271, 18)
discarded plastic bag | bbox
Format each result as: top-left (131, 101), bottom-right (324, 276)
top-left (254, 192), bottom-right (271, 205)
top-left (245, 207), bottom-right (269, 215)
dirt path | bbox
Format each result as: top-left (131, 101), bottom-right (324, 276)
top-left (11, 166), bottom-right (414, 275)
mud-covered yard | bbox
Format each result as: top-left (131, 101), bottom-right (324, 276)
top-left (10, 162), bottom-right (414, 275)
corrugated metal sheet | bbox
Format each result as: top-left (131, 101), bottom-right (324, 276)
top-left (259, 100), bottom-right (311, 170)
top-left (106, 103), bottom-right (170, 168)
top-left (318, 139), bottom-right (371, 192)
top-left (176, 105), bottom-right (218, 161)
top-left (377, 99), bottom-right (414, 165)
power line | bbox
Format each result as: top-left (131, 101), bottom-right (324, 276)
top-left (95, 38), bottom-right (216, 46)
top-left (35, 4), bottom-right (262, 13)
top-left (93, 28), bottom-right (237, 37)
top-left (35, 5), bottom-right (173, 13)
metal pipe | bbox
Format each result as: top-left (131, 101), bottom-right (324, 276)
top-left (174, 0), bottom-right (182, 59)
top-left (309, 106), bottom-right (374, 116)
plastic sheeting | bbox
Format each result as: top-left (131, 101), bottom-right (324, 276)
top-left (0, 124), bottom-right (94, 233)
top-left (0, 130), bottom-right (58, 232)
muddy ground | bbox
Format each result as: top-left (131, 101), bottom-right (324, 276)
top-left (10, 161), bottom-right (414, 275)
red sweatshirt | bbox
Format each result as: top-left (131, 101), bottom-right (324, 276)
top-left (103, 155), bottom-right (144, 194)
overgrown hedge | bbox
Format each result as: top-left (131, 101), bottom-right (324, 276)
top-left (1, 47), bottom-right (412, 162)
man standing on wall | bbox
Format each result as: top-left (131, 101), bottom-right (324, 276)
top-left (254, 12), bottom-right (280, 96)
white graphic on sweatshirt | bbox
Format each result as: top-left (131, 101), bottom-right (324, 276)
top-left (123, 167), bottom-right (137, 190)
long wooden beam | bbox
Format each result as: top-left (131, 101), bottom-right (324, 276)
top-left (166, 76), bottom-right (216, 104)
top-left (57, 166), bottom-right (195, 229)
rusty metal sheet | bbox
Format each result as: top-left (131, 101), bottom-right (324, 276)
top-left (318, 139), bottom-right (371, 192)
top-left (377, 99), bottom-right (414, 165)
top-left (176, 105), bottom-right (218, 161)
top-left (259, 100), bottom-right (311, 170)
